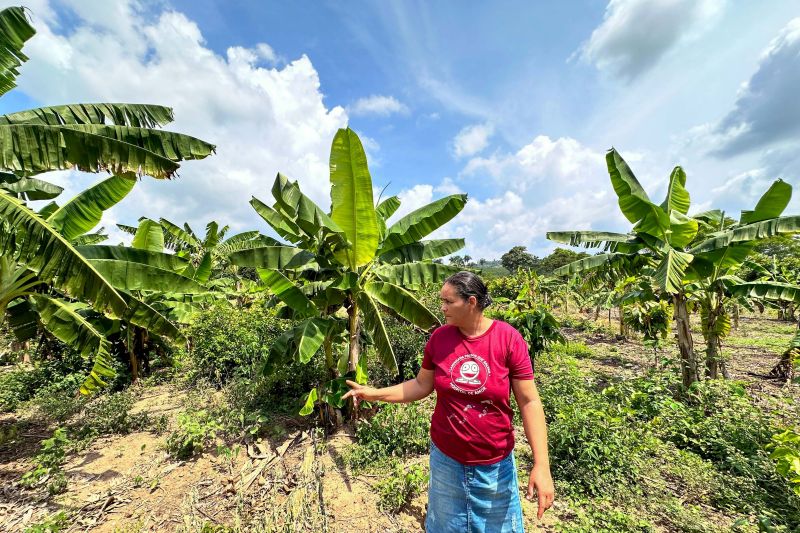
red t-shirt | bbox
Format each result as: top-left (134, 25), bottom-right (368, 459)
top-left (421, 320), bottom-right (534, 465)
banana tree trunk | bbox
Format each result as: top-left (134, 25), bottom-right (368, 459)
top-left (732, 303), bottom-right (739, 330)
top-left (705, 330), bottom-right (721, 379)
top-left (673, 293), bottom-right (699, 388)
top-left (348, 296), bottom-right (360, 373)
top-left (618, 305), bottom-right (625, 337)
top-left (127, 324), bottom-right (139, 382)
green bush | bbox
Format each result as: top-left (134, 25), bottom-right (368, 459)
top-left (348, 402), bottom-right (430, 469)
top-left (165, 409), bottom-right (222, 460)
top-left (184, 303), bottom-right (328, 402)
top-left (20, 427), bottom-right (71, 495)
top-left (373, 460), bottom-right (428, 513)
top-left (0, 348), bottom-right (96, 413)
top-left (369, 316), bottom-right (426, 386)
top-left (29, 373), bottom-right (88, 422)
top-left (496, 306), bottom-right (565, 356)
top-left (0, 366), bottom-right (50, 411)
top-left (184, 302), bottom-right (284, 385)
top-left (72, 391), bottom-right (149, 439)
top-left (486, 275), bottom-right (526, 300)
top-left (768, 427), bottom-right (800, 497)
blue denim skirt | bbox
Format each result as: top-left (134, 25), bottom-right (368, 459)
top-left (426, 441), bottom-right (525, 532)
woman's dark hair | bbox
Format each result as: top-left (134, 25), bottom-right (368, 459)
top-left (444, 271), bottom-right (493, 310)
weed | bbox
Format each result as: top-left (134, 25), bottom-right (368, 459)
top-left (348, 402), bottom-right (430, 470)
top-left (548, 342), bottom-right (592, 358)
top-left (373, 460), bottom-right (428, 513)
top-left (72, 391), bottom-right (149, 440)
top-left (24, 510), bottom-right (68, 533)
top-left (165, 409), bottom-right (222, 460)
top-left (20, 428), bottom-right (71, 495)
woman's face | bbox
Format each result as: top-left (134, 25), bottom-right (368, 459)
top-left (440, 283), bottom-right (477, 326)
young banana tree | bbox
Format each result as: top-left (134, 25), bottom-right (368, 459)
top-left (117, 217), bottom-right (274, 290)
top-left (548, 149), bottom-right (800, 388)
top-left (230, 128), bottom-right (467, 415)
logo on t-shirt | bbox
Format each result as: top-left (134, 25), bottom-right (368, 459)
top-left (449, 354), bottom-right (491, 395)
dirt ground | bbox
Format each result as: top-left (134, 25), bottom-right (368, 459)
top-left (0, 312), bottom-right (796, 532)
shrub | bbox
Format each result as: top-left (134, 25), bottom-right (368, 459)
top-left (184, 302), bottom-right (284, 385)
top-left (370, 316), bottom-right (427, 386)
top-left (165, 409), bottom-right (222, 460)
top-left (348, 402), bottom-right (430, 469)
top-left (0, 366), bottom-right (50, 411)
top-left (184, 303), bottom-right (328, 402)
top-left (768, 427), bottom-right (800, 497)
top-left (498, 306), bottom-right (565, 356)
top-left (373, 460), bottom-right (428, 513)
top-left (21, 428), bottom-right (71, 495)
top-left (486, 275), bottom-right (526, 300)
top-left (29, 373), bottom-right (88, 422)
top-left (72, 391), bottom-right (149, 440)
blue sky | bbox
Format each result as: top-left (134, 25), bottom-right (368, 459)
top-left (2, 0), bottom-right (799, 260)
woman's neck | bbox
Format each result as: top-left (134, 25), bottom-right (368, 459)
top-left (458, 315), bottom-right (493, 338)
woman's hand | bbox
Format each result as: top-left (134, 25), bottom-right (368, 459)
top-left (341, 380), bottom-right (379, 407)
top-left (526, 464), bottom-right (555, 519)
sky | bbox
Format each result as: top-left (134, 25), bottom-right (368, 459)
top-left (2, 0), bottom-right (799, 260)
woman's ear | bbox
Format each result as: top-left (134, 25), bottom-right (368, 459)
top-left (469, 295), bottom-right (478, 308)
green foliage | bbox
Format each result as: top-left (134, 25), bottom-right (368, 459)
top-left (24, 511), bottom-right (68, 533)
top-left (499, 306), bottom-right (565, 355)
top-left (552, 500), bottom-right (655, 533)
top-left (20, 427), bottom-right (71, 495)
top-left (500, 245), bottom-right (537, 272)
top-left (537, 247), bottom-right (589, 276)
top-left (348, 402), bottom-right (430, 469)
top-left (0, 365), bottom-right (49, 411)
top-left (370, 315), bottom-right (427, 385)
top-left (623, 300), bottom-right (672, 348)
top-left (486, 274), bottom-right (526, 300)
top-left (373, 460), bottom-right (428, 513)
top-left (547, 341), bottom-right (592, 358)
top-left (165, 409), bottom-right (222, 460)
top-left (184, 302), bottom-right (282, 384)
top-left (534, 349), bottom-right (800, 528)
top-left (29, 372), bottom-right (89, 422)
top-left (767, 427), bottom-right (800, 497)
top-left (539, 360), bottom-right (644, 496)
top-left (73, 390), bottom-right (149, 439)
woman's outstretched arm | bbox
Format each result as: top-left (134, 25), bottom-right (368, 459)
top-left (342, 368), bottom-right (434, 404)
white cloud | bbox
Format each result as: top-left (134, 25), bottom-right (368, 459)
top-left (348, 95), bottom-right (409, 117)
top-left (419, 135), bottom-right (638, 258)
top-left (704, 18), bottom-right (800, 157)
top-left (452, 123), bottom-right (493, 158)
top-left (577, 0), bottom-right (725, 81)
top-left (435, 177), bottom-right (463, 195)
top-left (462, 135), bottom-right (605, 192)
top-left (11, 0), bottom-right (348, 237)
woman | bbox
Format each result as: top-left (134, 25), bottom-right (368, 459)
top-left (343, 271), bottom-right (554, 532)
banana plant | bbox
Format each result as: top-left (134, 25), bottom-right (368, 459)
top-left (548, 149), bottom-right (800, 388)
top-left (230, 128), bottom-right (466, 416)
top-left (0, 6), bottom-right (215, 391)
